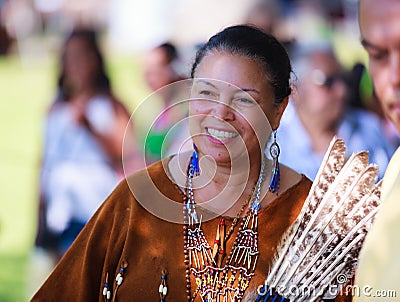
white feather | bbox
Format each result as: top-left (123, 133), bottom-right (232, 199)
top-left (256, 137), bottom-right (382, 301)
top-left (266, 138), bottom-right (346, 286)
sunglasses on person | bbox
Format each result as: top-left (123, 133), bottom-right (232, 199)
top-left (311, 69), bottom-right (346, 89)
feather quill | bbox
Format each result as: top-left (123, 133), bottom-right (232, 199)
top-left (266, 138), bottom-right (346, 285)
top-left (255, 137), bottom-right (382, 301)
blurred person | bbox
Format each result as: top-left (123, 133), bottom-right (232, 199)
top-left (244, 0), bottom-right (296, 55)
top-left (278, 42), bottom-right (392, 180)
top-left (143, 42), bottom-right (182, 93)
top-left (245, 0), bottom-right (278, 35)
top-left (141, 42), bottom-right (188, 164)
top-left (356, 0), bottom-right (400, 300)
top-left (35, 28), bottom-right (141, 260)
top-left (0, 0), bottom-right (13, 55)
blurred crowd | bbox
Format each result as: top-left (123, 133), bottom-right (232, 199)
top-left (1, 0), bottom-right (399, 299)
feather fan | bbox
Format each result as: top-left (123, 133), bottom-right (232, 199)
top-left (254, 137), bottom-right (382, 302)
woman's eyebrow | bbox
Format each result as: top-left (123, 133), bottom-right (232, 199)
top-left (195, 79), bottom-right (218, 89)
top-left (196, 79), bottom-right (260, 94)
top-left (240, 88), bottom-right (260, 94)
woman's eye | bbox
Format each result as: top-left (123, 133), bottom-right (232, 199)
top-left (199, 90), bottom-right (212, 96)
top-left (236, 98), bottom-right (255, 105)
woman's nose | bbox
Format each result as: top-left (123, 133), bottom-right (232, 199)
top-left (211, 100), bottom-right (235, 120)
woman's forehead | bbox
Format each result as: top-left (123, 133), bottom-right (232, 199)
top-left (194, 53), bottom-right (270, 89)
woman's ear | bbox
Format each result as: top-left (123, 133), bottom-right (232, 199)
top-left (272, 96), bottom-right (289, 130)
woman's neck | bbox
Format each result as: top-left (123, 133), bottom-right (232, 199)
top-left (198, 153), bottom-right (262, 190)
top-left (168, 150), bottom-right (270, 217)
top-left (191, 152), bottom-right (267, 217)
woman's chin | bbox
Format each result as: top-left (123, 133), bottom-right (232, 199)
top-left (204, 148), bottom-right (249, 168)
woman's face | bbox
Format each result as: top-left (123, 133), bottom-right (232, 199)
top-left (189, 51), bottom-right (286, 164)
top-left (63, 36), bottom-right (99, 94)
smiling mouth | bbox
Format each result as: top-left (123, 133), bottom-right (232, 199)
top-left (206, 127), bottom-right (239, 141)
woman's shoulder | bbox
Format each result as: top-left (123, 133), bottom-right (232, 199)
top-left (260, 163), bottom-right (310, 214)
top-left (123, 158), bottom-right (186, 222)
top-left (280, 163), bottom-right (312, 193)
top-left (125, 158), bottom-right (175, 186)
top-left (275, 164), bottom-right (312, 212)
top-left (258, 164), bottom-right (311, 225)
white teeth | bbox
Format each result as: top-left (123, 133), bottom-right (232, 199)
top-left (207, 127), bottom-right (238, 140)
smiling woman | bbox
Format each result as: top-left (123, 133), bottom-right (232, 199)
top-left (31, 25), bottom-right (351, 302)
top-left (189, 77), bottom-right (270, 165)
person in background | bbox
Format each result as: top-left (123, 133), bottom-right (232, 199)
top-left (35, 28), bottom-right (140, 260)
top-left (356, 0), bottom-right (400, 300)
top-left (244, 0), bottom-right (296, 55)
top-left (143, 42), bottom-right (182, 94)
top-left (278, 42), bottom-right (393, 180)
top-left (244, 0), bottom-right (278, 35)
top-left (0, 0), bottom-right (13, 55)
top-left (141, 42), bottom-right (188, 164)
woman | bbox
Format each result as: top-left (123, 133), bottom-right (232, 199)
top-left (36, 28), bottom-right (140, 259)
top-left (32, 25), bottom-right (348, 301)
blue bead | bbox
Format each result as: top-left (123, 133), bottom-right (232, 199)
top-left (190, 144), bottom-right (200, 176)
top-left (252, 203), bottom-right (261, 211)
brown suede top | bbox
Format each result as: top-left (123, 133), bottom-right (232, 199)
top-left (31, 159), bottom-right (352, 302)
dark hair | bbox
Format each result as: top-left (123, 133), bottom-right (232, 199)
top-left (191, 25), bottom-right (292, 103)
top-left (57, 28), bottom-right (111, 101)
top-left (157, 42), bottom-right (178, 64)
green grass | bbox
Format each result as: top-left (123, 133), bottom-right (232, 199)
top-left (0, 48), bottom-right (148, 301)
top-left (0, 55), bottom-right (54, 253)
top-left (0, 54), bottom-right (53, 301)
top-left (0, 254), bottom-right (30, 302)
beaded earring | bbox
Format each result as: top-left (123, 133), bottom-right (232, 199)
top-left (268, 130), bottom-right (280, 194)
top-left (190, 143), bottom-right (200, 176)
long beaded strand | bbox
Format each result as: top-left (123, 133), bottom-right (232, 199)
top-left (183, 153), bottom-right (267, 301)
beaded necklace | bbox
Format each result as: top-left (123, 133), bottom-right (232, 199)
top-left (183, 154), bottom-right (267, 302)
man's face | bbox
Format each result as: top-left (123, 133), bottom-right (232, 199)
top-left (359, 0), bottom-right (400, 132)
